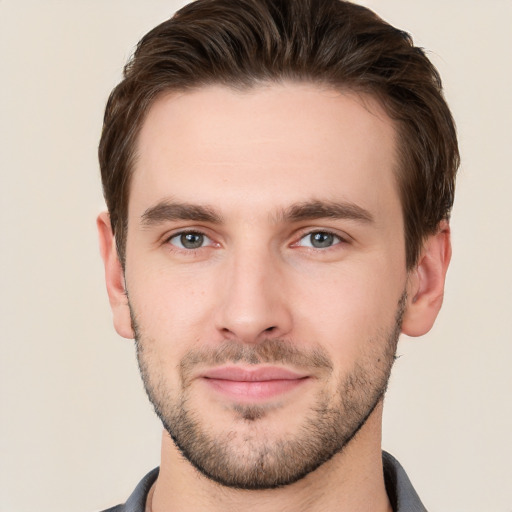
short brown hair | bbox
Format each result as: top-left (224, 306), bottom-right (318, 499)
top-left (99, 0), bottom-right (459, 269)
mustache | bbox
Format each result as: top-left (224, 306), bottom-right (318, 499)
top-left (179, 338), bottom-right (334, 377)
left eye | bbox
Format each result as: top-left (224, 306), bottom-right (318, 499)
top-left (297, 231), bottom-right (342, 249)
top-left (168, 232), bottom-right (213, 250)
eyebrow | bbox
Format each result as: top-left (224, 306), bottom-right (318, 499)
top-left (280, 200), bottom-right (374, 224)
top-left (141, 200), bottom-right (222, 227)
top-left (140, 198), bottom-right (374, 227)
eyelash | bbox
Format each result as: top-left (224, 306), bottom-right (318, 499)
top-left (166, 230), bottom-right (216, 251)
top-left (165, 228), bottom-right (348, 253)
top-left (293, 230), bottom-right (347, 249)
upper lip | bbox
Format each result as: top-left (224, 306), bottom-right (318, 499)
top-left (200, 366), bottom-right (308, 382)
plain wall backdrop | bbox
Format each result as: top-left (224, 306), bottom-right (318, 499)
top-left (1, 1), bottom-right (511, 511)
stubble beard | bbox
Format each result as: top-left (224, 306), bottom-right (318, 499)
top-left (131, 293), bottom-right (405, 490)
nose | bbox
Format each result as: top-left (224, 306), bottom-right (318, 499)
top-left (214, 246), bottom-right (293, 344)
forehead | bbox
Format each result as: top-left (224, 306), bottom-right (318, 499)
top-left (131, 83), bottom-right (400, 221)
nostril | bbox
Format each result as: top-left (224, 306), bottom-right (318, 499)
top-left (264, 326), bottom-right (277, 332)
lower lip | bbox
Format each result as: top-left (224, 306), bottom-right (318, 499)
top-left (203, 377), bottom-right (309, 401)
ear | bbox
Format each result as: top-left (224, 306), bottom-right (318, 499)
top-left (97, 212), bottom-right (134, 339)
top-left (401, 220), bottom-right (452, 337)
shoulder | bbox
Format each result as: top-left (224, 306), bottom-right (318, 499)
top-left (98, 468), bottom-right (159, 512)
top-left (383, 452), bottom-right (427, 512)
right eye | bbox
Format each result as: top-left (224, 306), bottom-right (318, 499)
top-left (168, 231), bottom-right (213, 250)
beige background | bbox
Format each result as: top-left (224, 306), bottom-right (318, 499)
top-left (1, 1), bottom-right (511, 511)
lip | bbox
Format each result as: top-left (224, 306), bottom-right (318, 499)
top-left (199, 366), bottom-right (310, 402)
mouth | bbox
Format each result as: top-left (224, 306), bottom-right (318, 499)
top-left (198, 366), bottom-right (311, 402)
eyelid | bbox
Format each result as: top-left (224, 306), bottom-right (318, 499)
top-left (165, 228), bottom-right (217, 250)
top-left (161, 226), bottom-right (351, 251)
top-left (292, 228), bottom-right (351, 246)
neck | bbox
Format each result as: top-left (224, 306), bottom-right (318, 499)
top-left (150, 404), bottom-right (392, 512)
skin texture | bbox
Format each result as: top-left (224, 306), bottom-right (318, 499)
top-left (98, 83), bottom-right (451, 512)
top-left (132, 298), bottom-right (404, 490)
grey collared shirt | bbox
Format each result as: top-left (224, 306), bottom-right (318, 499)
top-left (101, 451), bottom-right (427, 512)
top-left (382, 451), bottom-right (427, 511)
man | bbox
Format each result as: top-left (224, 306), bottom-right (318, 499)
top-left (97, 0), bottom-right (458, 510)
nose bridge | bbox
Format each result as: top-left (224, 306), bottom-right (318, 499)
top-left (215, 239), bottom-right (291, 342)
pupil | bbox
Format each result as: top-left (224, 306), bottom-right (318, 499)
top-left (181, 233), bottom-right (203, 249)
top-left (311, 232), bottom-right (333, 248)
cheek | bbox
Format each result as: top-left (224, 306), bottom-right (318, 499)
top-left (126, 262), bottom-right (219, 355)
top-left (290, 258), bottom-right (405, 355)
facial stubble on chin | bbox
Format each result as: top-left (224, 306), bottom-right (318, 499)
top-left (131, 293), bottom-right (406, 490)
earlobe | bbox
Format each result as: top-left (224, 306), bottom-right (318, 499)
top-left (97, 212), bottom-right (134, 339)
top-left (401, 221), bottom-right (452, 337)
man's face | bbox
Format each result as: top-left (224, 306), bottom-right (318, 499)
top-left (121, 84), bottom-right (409, 488)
